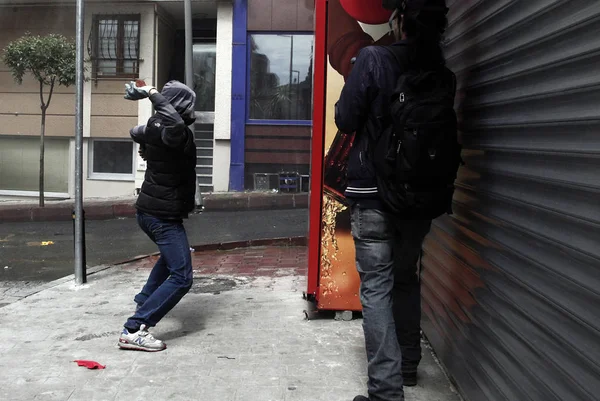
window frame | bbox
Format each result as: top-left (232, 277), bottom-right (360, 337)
top-left (90, 14), bottom-right (141, 79)
top-left (88, 139), bottom-right (136, 181)
top-left (246, 31), bottom-right (314, 126)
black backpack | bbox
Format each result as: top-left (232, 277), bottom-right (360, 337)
top-left (371, 47), bottom-right (462, 219)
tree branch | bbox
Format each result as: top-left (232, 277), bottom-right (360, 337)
top-left (46, 77), bottom-right (56, 109)
top-left (39, 79), bottom-right (46, 111)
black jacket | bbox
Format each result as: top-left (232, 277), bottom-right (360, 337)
top-left (335, 41), bottom-right (411, 203)
top-left (130, 81), bottom-right (197, 220)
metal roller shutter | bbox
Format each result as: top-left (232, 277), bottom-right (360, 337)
top-left (421, 1), bottom-right (600, 400)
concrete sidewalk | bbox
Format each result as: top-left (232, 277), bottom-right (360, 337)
top-left (0, 246), bottom-right (461, 401)
top-left (0, 192), bottom-right (309, 223)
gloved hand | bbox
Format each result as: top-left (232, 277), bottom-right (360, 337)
top-left (124, 81), bottom-right (156, 100)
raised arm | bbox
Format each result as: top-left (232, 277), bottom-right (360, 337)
top-left (148, 90), bottom-right (187, 148)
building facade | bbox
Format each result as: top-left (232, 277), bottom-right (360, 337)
top-left (0, 0), bottom-right (314, 200)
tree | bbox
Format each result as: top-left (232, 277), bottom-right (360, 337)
top-left (2, 33), bottom-right (77, 207)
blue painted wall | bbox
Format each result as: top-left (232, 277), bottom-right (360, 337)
top-left (229, 0), bottom-right (248, 191)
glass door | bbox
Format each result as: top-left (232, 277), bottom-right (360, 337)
top-left (192, 43), bottom-right (216, 193)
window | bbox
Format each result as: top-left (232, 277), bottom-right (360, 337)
top-left (193, 43), bottom-right (217, 112)
top-left (89, 140), bottom-right (135, 180)
top-left (0, 137), bottom-right (69, 194)
top-left (248, 33), bottom-right (314, 123)
top-left (88, 15), bottom-right (140, 78)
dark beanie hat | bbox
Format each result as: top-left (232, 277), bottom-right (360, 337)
top-left (396, 0), bottom-right (449, 35)
top-left (383, 0), bottom-right (448, 15)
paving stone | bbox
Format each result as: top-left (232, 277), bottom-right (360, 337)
top-left (0, 248), bottom-right (460, 401)
top-left (235, 386), bottom-right (285, 401)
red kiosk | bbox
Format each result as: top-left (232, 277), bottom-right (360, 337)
top-left (307, 0), bottom-right (394, 312)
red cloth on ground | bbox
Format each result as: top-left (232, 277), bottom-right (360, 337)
top-left (73, 360), bottom-right (106, 369)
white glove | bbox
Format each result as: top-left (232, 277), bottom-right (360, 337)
top-left (124, 81), bottom-right (156, 100)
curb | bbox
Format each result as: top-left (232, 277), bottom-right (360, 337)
top-left (0, 264), bottom-right (114, 308)
top-left (191, 236), bottom-right (308, 252)
top-left (1, 237), bottom-right (308, 308)
top-left (0, 192), bottom-right (309, 223)
top-left (114, 236), bottom-right (308, 266)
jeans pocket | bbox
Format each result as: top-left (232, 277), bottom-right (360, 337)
top-left (357, 208), bottom-right (393, 241)
top-left (350, 205), bottom-right (361, 239)
top-left (139, 213), bottom-right (164, 239)
top-left (148, 220), bottom-right (163, 237)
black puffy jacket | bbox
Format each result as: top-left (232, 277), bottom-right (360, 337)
top-left (130, 80), bottom-right (197, 219)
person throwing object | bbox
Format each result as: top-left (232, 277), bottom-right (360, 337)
top-left (117, 80), bottom-right (198, 352)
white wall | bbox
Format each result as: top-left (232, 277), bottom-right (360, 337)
top-left (83, 2), bottom-right (156, 131)
top-left (68, 138), bottom-right (75, 197)
top-left (84, 2), bottom-right (156, 197)
top-left (213, 0), bottom-right (233, 192)
top-left (82, 139), bottom-right (136, 199)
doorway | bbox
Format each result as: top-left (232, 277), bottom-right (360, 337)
top-left (192, 42), bottom-right (216, 193)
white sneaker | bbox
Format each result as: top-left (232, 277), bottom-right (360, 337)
top-left (118, 324), bottom-right (166, 352)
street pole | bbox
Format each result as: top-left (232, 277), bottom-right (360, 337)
top-left (184, 0), bottom-right (194, 88)
top-left (74, 0), bottom-right (86, 284)
top-left (288, 36), bottom-right (294, 118)
top-left (289, 36), bottom-right (294, 94)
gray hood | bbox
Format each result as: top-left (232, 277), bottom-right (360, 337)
top-left (161, 80), bottom-right (197, 125)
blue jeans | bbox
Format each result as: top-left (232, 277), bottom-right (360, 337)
top-left (351, 206), bottom-right (431, 401)
top-left (124, 212), bottom-right (193, 331)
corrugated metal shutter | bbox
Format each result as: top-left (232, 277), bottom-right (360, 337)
top-left (421, 1), bottom-right (600, 400)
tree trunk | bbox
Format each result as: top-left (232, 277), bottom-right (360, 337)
top-left (38, 78), bottom-right (55, 209)
top-left (39, 108), bottom-right (45, 208)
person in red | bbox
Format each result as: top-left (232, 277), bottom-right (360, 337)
top-left (327, 0), bottom-right (395, 80)
top-left (334, 1), bottom-right (451, 400)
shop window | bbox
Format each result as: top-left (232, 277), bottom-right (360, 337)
top-left (89, 140), bottom-right (135, 180)
top-left (88, 15), bottom-right (140, 79)
top-left (248, 33), bottom-right (314, 124)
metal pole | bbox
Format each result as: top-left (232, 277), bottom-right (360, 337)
top-left (289, 36), bottom-right (294, 91)
top-left (289, 36), bottom-right (293, 118)
top-left (184, 0), bottom-right (194, 88)
top-left (74, 0), bottom-right (86, 284)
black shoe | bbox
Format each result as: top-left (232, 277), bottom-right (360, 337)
top-left (403, 372), bottom-right (418, 387)
top-left (353, 396), bottom-right (369, 401)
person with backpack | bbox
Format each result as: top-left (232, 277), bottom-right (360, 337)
top-left (117, 80), bottom-right (198, 352)
top-left (334, 1), bottom-right (460, 400)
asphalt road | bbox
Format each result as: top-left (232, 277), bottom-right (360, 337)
top-left (0, 209), bottom-right (309, 283)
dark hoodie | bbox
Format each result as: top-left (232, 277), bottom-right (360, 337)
top-left (130, 80), bottom-right (198, 220)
